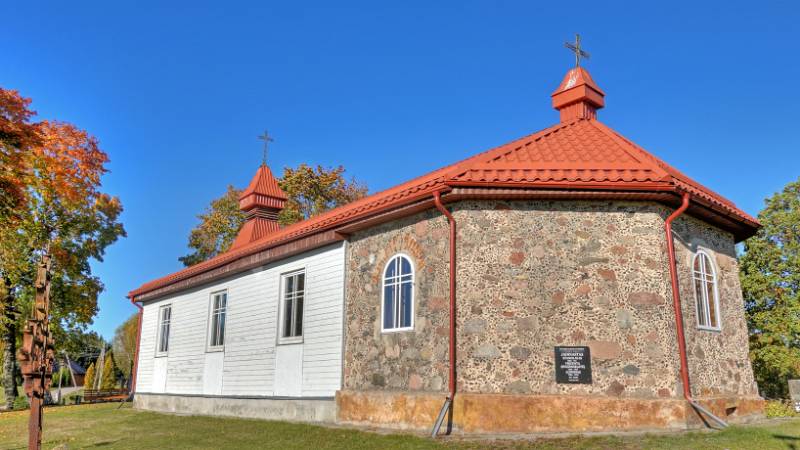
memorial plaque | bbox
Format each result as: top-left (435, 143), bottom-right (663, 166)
top-left (555, 346), bottom-right (592, 384)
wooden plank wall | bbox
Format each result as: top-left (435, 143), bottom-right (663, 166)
top-left (134, 242), bottom-right (345, 397)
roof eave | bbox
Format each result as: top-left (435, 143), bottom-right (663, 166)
top-left (128, 185), bottom-right (454, 301)
top-left (129, 180), bottom-right (758, 301)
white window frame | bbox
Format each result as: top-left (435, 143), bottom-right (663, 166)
top-left (691, 249), bottom-right (722, 332)
top-left (277, 269), bottom-right (305, 345)
top-left (206, 290), bottom-right (228, 351)
top-left (381, 253), bottom-right (415, 333)
top-left (155, 304), bottom-right (171, 357)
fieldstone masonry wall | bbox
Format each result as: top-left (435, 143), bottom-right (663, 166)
top-left (343, 199), bottom-right (757, 403)
top-left (344, 209), bottom-right (452, 392)
top-left (455, 200), bottom-right (679, 398)
top-left (671, 214), bottom-right (759, 397)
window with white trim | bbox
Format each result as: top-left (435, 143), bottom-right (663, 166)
top-left (692, 250), bottom-right (721, 330)
top-left (382, 254), bottom-right (414, 332)
top-left (279, 270), bottom-right (305, 343)
top-left (156, 305), bottom-right (171, 356)
top-left (208, 291), bottom-right (227, 349)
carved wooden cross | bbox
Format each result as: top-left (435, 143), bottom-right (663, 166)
top-left (565, 34), bottom-right (590, 67)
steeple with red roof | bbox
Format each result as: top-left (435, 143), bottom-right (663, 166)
top-left (229, 163), bottom-right (288, 250)
top-left (551, 67), bottom-right (605, 122)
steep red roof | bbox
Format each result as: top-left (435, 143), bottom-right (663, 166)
top-left (129, 67), bottom-right (758, 301)
top-left (240, 164), bottom-right (287, 201)
top-left (229, 216), bottom-right (281, 249)
top-left (229, 164), bottom-right (288, 250)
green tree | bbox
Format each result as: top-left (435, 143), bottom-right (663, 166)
top-left (180, 165), bottom-right (367, 266)
top-left (277, 164), bottom-right (367, 226)
top-left (84, 362), bottom-right (96, 389)
top-left (53, 326), bottom-right (105, 370)
top-left (178, 186), bottom-right (244, 266)
top-left (112, 313), bottom-right (139, 382)
top-left (740, 177), bottom-right (800, 399)
top-left (100, 352), bottom-right (116, 389)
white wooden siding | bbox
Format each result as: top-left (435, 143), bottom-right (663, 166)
top-left (134, 242), bottom-right (345, 397)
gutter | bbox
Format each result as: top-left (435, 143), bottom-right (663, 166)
top-left (665, 192), bottom-right (728, 428)
top-left (431, 190), bottom-right (457, 437)
top-left (129, 297), bottom-right (144, 399)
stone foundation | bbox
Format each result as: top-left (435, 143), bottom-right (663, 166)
top-left (134, 393), bottom-right (336, 423)
top-left (336, 390), bottom-right (764, 434)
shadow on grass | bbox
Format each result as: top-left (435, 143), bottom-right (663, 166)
top-left (84, 439), bottom-right (124, 447)
top-left (773, 433), bottom-right (800, 450)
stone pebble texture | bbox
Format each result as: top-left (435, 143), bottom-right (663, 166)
top-left (342, 200), bottom-right (758, 400)
top-left (671, 213), bottom-right (759, 397)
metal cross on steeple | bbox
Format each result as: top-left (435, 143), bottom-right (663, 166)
top-left (257, 130), bottom-right (274, 166)
top-left (565, 34), bottom-right (590, 67)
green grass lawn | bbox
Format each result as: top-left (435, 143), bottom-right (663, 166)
top-left (0, 403), bottom-right (799, 449)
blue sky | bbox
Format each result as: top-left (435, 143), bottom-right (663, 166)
top-left (3, 1), bottom-right (798, 339)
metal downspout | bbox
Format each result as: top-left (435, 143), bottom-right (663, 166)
top-left (665, 192), bottom-right (728, 428)
top-left (431, 190), bottom-right (456, 437)
top-left (129, 297), bottom-right (144, 400)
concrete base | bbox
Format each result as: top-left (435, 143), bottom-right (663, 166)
top-left (134, 392), bottom-right (336, 423)
top-left (336, 390), bottom-right (764, 434)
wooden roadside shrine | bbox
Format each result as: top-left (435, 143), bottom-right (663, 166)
top-left (17, 254), bottom-right (55, 450)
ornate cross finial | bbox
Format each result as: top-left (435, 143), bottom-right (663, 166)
top-left (565, 34), bottom-right (590, 68)
top-left (257, 130), bottom-right (274, 166)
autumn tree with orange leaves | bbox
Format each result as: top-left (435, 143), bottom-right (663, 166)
top-left (0, 88), bottom-right (125, 410)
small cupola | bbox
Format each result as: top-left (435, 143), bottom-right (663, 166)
top-left (551, 35), bottom-right (605, 122)
top-left (551, 67), bottom-right (605, 122)
top-left (229, 163), bottom-right (288, 250)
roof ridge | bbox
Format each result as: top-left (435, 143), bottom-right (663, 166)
top-left (590, 120), bottom-right (737, 208)
top-left (587, 120), bottom-right (671, 180)
top-left (240, 164), bottom-right (288, 200)
top-left (130, 125), bottom-right (578, 297)
top-left (445, 120), bottom-right (580, 179)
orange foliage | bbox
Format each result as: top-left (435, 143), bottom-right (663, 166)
top-left (0, 88), bottom-right (40, 215)
top-left (32, 120), bottom-right (108, 208)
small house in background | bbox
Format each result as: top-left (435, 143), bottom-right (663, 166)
top-left (128, 55), bottom-right (763, 434)
top-left (53, 359), bottom-right (87, 387)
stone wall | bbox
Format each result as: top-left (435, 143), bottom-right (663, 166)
top-left (671, 214), bottom-right (759, 397)
top-left (344, 208), bottom-right (452, 392)
top-left (454, 200), bottom-right (679, 398)
top-left (336, 390), bottom-right (764, 433)
top-left (343, 199), bottom-right (757, 401)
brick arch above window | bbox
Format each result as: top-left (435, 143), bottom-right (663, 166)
top-left (371, 234), bottom-right (426, 285)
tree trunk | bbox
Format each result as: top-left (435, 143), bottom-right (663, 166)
top-left (1, 277), bottom-right (17, 410)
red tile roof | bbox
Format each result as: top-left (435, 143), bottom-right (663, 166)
top-left (129, 69), bottom-right (759, 301)
top-left (229, 164), bottom-right (288, 251)
top-left (239, 164), bottom-right (287, 202)
top-left (229, 216), bottom-right (281, 250)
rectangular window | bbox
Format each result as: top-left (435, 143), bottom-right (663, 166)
top-left (156, 305), bottom-right (171, 356)
top-left (208, 291), bottom-right (227, 350)
top-left (279, 271), bottom-right (305, 343)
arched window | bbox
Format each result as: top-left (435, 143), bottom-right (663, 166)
top-left (692, 250), bottom-right (721, 330)
top-left (382, 254), bottom-right (414, 332)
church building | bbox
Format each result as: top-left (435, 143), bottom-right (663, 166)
top-left (128, 58), bottom-right (763, 433)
